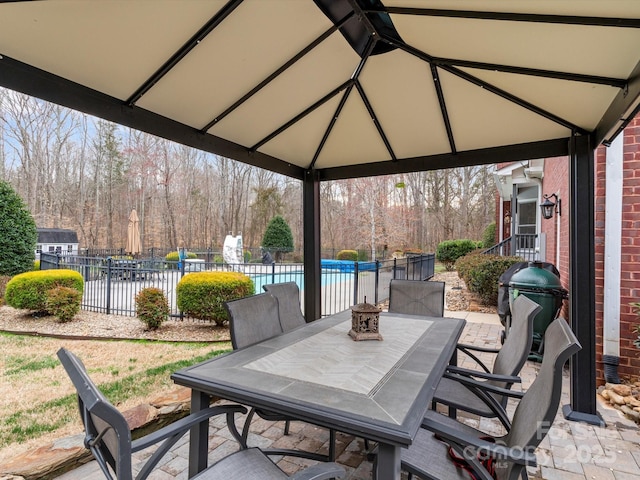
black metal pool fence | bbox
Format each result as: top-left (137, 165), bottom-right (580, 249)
top-left (39, 252), bottom-right (435, 319)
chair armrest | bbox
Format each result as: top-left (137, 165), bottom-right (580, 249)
top-left (441, 372), bottom-right (523, 429)
top-left (443, 371), bottom-right (524, 397)
top-left (290, 462), bottom-right (346, 480)
top-left (457, 342), bottom-right (500, 354)
top-left (131, 404), bottom-right (247, 480)
top-left (422, 414), bottom-right (537, 467)
top-left (445, 365), bottom-right (522, 383)
top-left (455, 344), bottom-right (497, 373)
top-left (132, 404), bottom-right (247, 451)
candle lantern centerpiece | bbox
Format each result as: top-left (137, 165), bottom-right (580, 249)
top-left (349, 297), bottom-right (383, 341)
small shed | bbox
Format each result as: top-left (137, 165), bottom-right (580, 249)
top-left (36, 228), bottom-right (79, 259)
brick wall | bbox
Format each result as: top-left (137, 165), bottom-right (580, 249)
top-left (594, 144), bottom-right (607, 382)
top-left (618, 114), bottom-right (640, 381)
top-left (593, 114), bottom-right (640, 383)
top-left (539, 157), bottom-right (570, 322)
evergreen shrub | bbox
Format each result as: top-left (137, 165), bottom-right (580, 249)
top-left (455, 254), bottom-right (522, 305)
top-left (177, 271), bottom-right (254, 326)
top-left (45, 286), bottom-right (82, 323)
top-left (436, 239), bottom-right (478, 271)
top-left (482, 222), bottom-right (497, 248)
top-left (0, 180), bottom-right (38, 276)
top-left (136, 287), bottom-right (169, 330)
top-left (262, 216), bottom-right (294, 262)
top-left (33, 260), bottom-right (40, 270)
top-left (336, 250), bottom-right (358, 261)
top-left (5, 269), bottom-right (84, 312)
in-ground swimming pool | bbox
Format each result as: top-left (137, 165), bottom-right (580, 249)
top-left (250, 270), bottom-right (343, 292)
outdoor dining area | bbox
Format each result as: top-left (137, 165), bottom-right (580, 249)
top-left (55, 281), bottom-right (592, 480)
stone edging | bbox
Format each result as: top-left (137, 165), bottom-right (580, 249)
top-left (0, 387), bottom-right (198, 480)
top-left (0, 328), bottom-right (224, 344)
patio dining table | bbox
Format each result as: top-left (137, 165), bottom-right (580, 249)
top-left (171, 309), bottom-right (465, 479)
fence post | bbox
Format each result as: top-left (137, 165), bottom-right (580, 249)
top-left (56, 254), bottom-right (61, 269)
top-left (270, 261), bottom-right (276, 285)
top-left (106, 257), bottom-right (112, 315)
top-left (353, 261), bottom-right (359, 305)
top-left (374, 260), bottom-right (380, 304)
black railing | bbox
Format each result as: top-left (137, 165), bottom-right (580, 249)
top-left (40, 253), bottom-right (436, 318)
top-left (482, 234), bottom-right (540, 262)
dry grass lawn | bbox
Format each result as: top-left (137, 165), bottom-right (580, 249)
top-left (0, 332), bottom-right (230, 464)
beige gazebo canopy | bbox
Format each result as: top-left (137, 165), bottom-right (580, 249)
top-left (1, 0), bottom-right (639, 426)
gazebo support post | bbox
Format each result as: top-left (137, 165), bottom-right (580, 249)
top-left (303, 169), bottom-right (322, 322)
top-left (563, 133), bottom-right (604, 426)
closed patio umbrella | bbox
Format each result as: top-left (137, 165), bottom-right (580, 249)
top-left (126, 209), bottom-right (141, 256)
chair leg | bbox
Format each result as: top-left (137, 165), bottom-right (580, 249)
top-left (241, 407), bottom-right (257, 444)
top-left (329, 429), bottom-right (336, 461)
top-left (284, 420), bottom-right (291, 435)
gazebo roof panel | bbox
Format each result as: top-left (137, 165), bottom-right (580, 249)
top-left (208, 33), bottom-right (360, 149)
top-left (391, 15), bottom-right (640, 79)
top-left (0, 1), bottom-right (221, 100)
top-left (459, 68), bottom-right (621, 131)
top-left (441, 70), bottom-right (571, 152)
top-left (359, 52), bottom-right (452, 159)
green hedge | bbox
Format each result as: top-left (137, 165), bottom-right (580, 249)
top-left (336, 250), bottom-right (358, 261)
top-left (5, 269), bottom-right (84, 312)
top-left (436, 239), bottom-right (478, 271)
top-left (177, 271), bottom-right (254, 326)
top-left (456, 254), bottom-right (522, 305)
top-left (482, 222), bottom-right (497, 248)
top-left (165, 251), bottom-right (198, 269)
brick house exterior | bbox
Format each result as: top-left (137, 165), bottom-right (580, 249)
top-left (494, 114), bottom-right (640, 384)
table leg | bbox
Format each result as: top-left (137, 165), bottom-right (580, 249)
top-left (188, 390), bottom-right (210, 478)
top-left (448, 348), bottom-right (457, 419)
top-left (375, 443), bottom-right (401, 480)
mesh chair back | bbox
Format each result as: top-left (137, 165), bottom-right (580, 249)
top-left (226, 293), bottom-right (283, 350)
top-left (499, 318), bottom-right (581, 480)
top-left (388, 279), bottom-right (445, 317)
top-left (263, 282), bottom-right (306, 331)
top-left (490, 295), bottom-right (541, 388)
top-left (57, 348), bottom-right (133, 480)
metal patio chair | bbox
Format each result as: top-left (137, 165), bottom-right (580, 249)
top-left (388, 279), bottom-right (445, 317)
top-left (401, 317), bottom-right (581, 480)
top-left (225, 293), bottom-right (336, 462)
top-left (57, 348), bottom-right (345, 480)
top-left (263, 281), bottom-right (307, 331)
top-left (432, 295), bottom-right (542, 429)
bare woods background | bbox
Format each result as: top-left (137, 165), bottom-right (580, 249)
top-left (0, 89), bottom-right (495, 256)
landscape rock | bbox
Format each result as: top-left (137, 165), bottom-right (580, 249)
top-left (0, 388), bottom-right (194, 480)
top-left (607, 391), bottom-right (626, 405)
top-left (0, 434), bottom-right (89, 480)
top-left (609, 383), bottom-right (632, 397)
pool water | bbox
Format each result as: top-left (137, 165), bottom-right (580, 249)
top-left (250, 270), bottom-right (345, 292)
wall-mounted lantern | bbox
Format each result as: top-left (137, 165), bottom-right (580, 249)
top-left (540, 193), bottom-right (561, 220)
